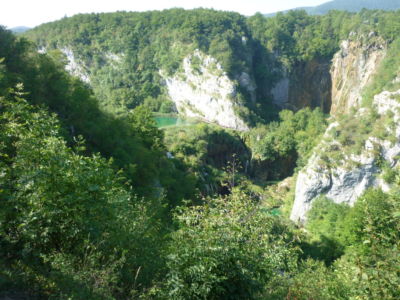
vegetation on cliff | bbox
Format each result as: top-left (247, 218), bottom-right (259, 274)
top-left (1, 6), bottom-right (400, 299)
top-left (25, 9), bottom-right (400, 123)
top-left (25, 9), bottom-right (254, 114)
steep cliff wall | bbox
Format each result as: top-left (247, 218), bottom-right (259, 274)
top-left (271, 34), bottom-right (387, 115)
top-left (48, 47), bottom-right (124, 85)
top-left (330, 35), bottom-right (387, 114)
top-left (60, 47), bottom-right (91, 83)
top-left (291, 89), bottom-right (400, 223)
top-left (271, 59), bottom-right (332, 113)
top-left (44, 45), bottom-right (253, 130)
top-left (37, 45), bottom-right (250, 130)
top-left (162, 50), bottom-right (251, 131)
top-left (288, 59), bottom-right (332, 113)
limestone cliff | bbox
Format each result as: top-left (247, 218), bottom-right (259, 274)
top-left (330, 35), bottom-right (387, 114)
top-left (291, 89), bottom-right (400, 223)
top-left (60, 47), bottom-right (91, 84)
top-left (271, 59), bottom-right (332, 113)
top-left (40, 47), bottom-right (125, 85)
top-left (271, 34), bottom-right (387, 115)
top-left (45, 45), bottom-right (252, 131)
top-left (162, 50), bottom-right (251, 131)
top-left (289, 59), bottom-right (332, 113)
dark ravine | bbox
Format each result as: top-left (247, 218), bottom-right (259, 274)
top-left (272, 58), bottom-right (332, 113)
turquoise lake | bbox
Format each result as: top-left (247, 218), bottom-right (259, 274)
top-left (154, 116), bottom-right (194, 128)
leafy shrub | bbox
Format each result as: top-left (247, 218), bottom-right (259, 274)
top-left (247, 108), bottom-right (327, 180)
top-left (159, 100), bottom-right (176, 113)
top-left (0, 93), bottom-right (165, 298)
top-left (153, 191), bottom-right (298, 299)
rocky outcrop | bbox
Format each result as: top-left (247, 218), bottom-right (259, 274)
top-left (162, 50), bottom-right (250, 131)
top-left (330, 35), bottom-right (387, 114)
top-left (60, 48), bottom-right (91, 83)
top-left (43, 45), bottom-right (252, 130)
top-left (271, 34), bottom-right (386, 115)
top-left (271, 77), bottom-right (289, 107)
top-left (37, 46), bottom-right (91, 83)
top-left (291, 89), bottom-right (400, 223)
top-left (45, 47), bottom-right (124, 84)
top-left (271, 59), bottom-right (332, 113)
top-left (289, 59), bottom-right (332, 113)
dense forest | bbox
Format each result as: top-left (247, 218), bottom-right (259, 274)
top-left (1, 7), bottom-right (400, 300)
top-left (26, 8), bottom-right (400, 123)
top-left (26, 10), bottom-right (255, 115)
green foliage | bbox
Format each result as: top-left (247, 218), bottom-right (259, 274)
top-left (159, 100), bottom-right (176, 114)
top-left (165, 124), bottom-right (248, 168)
top-left (163, 123), bottom-right (250, 196)
top-left (307, 197), bottom-right (349, 241)
top-left (303, 197), bottom-right (349, 264)
top-left (0, 92), bottom-right (165, 298)
top-left (362, 38), bottom-right (400, 107)
top-left (247, 10), bottom-right (351, 71)
top-left (257, 108), bottom-right (326, 163)
top-left (264, 259), bottom-right (348, 300)
top-left (250, 188), bottom-right (400, 300)
top-left (338, 189), bottom-right (398, 250)
top-left (153, 191), bottom-right (298, 299)
top-left (382, 163), bottom-right (397, 184)
top-left (0, 27), bottom-right (202, 297)
top-left (26, 9), bottom-right (254, 112)
top-left (143, 95), bottom-right (176, 114)
top-left (0, 25), bottom-right (197, 206)
top-left (333, 189), bottom-right (400, 299)
top-left (1, 8), bottom-right (400, 299)
top-left (291, 189), bottom-right (400, 299)
top-left (305, 189), bottom-right (399, 255)
top-left (247, 108), bottom-right (327, 180)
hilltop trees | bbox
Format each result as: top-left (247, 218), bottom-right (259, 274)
top-left (0, 87), bottom-right (165, 298)
top-left (26, 9), bottom-right (254, 112)
top-left (1, 7), bottom-right (400, 298)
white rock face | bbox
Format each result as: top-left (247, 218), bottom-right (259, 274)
top-left (330, 37), bottom-right (387, 114)
top-left (238, 72), bottom-right (257, 103)
top-left (38, 46), bottom-right (47, 54)
top-left (61, 47), bottom-right (91, 83)
top-left (291, 89), bottom-right (400, 223)
top-left (58, 48), bottom-right (124, 83)
top-left (271, 77), bottom-right (289, 107)
top-left (162, 50), bottom-right (249, 131)
top-left (270, 35), bottom-right (386, 113)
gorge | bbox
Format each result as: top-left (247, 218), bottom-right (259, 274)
top-left (1, 6), bottom-right (400, 299)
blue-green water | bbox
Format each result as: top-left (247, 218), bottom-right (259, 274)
top-left (260, 207), bottom-right (281, 216)
top-left (270, 208), bottom-right (281, 216)
top-left (154, 116), bottom-right (193, 128)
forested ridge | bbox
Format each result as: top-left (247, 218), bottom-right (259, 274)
top-left (26, 9), bottom-right (254, 115)
top-left (26, 9), bottom-right (400, 123)
top-left (1, 7), bottom-right (400, 299)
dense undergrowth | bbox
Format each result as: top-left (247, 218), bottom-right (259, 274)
top-left (1, 7), bottom-right (400, 299)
